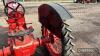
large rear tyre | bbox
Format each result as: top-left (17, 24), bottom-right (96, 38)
top-left (38, 3), bottom-right (75, 56)
top-left (61, 24), bottom-right (75, 56)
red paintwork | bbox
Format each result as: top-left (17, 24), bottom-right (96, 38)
top-left (0, 2), bottom-right (62, 56)
top-left (42, 27), bottom-right (62, 56)
top-left (7, 11), bottom-right (26, 33)
top-left (0, 47), bottom-right (11, 56)
top-left (7, 11), bottom-right (40, 56)
top-left (1, 11), bottom-right (58, 56)
top-left (14, 37), bottom-right (39, 56)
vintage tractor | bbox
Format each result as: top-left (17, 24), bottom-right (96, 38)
top-left (0, 0), bottom-right (75, 56)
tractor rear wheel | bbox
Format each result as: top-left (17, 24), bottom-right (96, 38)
top-left (61, 24), bottom-right (75, 56)
top-left (38, 3), bottom-right (75, 56)
top-left (33, 24), bottom-right (75, 56)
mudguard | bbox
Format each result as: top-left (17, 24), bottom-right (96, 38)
top-left (38, 3), bottom-right (73, 37)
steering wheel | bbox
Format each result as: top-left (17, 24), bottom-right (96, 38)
top-left (4, 2), bottom-right (25, 18)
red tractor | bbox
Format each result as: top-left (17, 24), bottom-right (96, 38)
top-left (0, 0), bottom-right (75, 56)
